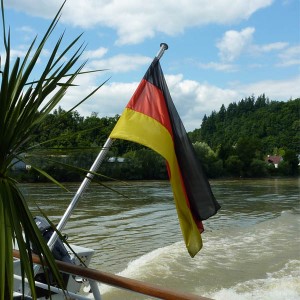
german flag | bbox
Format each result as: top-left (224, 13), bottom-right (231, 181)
top-left (110, 58), bottom-right (220, 257)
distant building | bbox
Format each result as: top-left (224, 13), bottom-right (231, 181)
top-left (107, 157), bottom-right (126, 163)
top-left (266, 155), bottom-right (283, 168)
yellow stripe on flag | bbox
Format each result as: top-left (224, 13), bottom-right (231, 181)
top-left (110, 108), bottom-right (202, 256)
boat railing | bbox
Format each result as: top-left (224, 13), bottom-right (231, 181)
top-left (13, 249), bottom-right (212, 300)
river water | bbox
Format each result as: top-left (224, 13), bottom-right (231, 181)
top-left (20, 178), bottom-right (300, 300)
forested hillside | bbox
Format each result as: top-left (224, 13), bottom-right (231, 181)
top-left (189, 95), bottom-right (299, 153)
top-left (15, 96), bottom-right (299, 181)
top-left (189, 95), bottom-right (299, 177)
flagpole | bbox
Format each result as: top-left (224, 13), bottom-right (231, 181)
top-left (46, 138), bottom-right (114, 249)
top-left (156, 43), bottom-right (168, 60)
top-left (46, 43), bottom-right (169, 249)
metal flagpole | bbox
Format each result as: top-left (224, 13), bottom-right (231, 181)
top-left (46, 138), bottom-right (113, 248)
top-left (46, 42), bottom-right (169, 249)
top-left (156, 43), bottom-right (168, 60)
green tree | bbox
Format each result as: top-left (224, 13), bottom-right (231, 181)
top-left (199, 96), bottom-right (300, 155)
top-left (34, 107), bottom-right (84, 148)
top-left (216, 143), bottom-right (233, 162)
top-left (193, 141), bottom-right (223, 178)
top-left (235, 137), bottom-right (262, 176)
top-left (123, 149), bottom-right (167, 180)
top-left (281, 149), bottom-right (299, 176)
top-left (225, 155), bottom-right (243, 177)
top-left (249, 159), bottom-right (268, 177)
top-left (188, 128), bottom-right (201, 143)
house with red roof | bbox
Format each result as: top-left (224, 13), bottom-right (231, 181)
top-left (266, 155), bottom-right (283, 168)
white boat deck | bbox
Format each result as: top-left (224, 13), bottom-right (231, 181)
top-left (13, 244), bottom-right (99, 299)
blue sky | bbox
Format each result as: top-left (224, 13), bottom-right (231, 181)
top-left (4, 0), bottom-right (300, 131)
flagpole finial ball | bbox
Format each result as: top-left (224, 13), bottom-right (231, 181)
top-left (160, 43), bottom-right (169, 50)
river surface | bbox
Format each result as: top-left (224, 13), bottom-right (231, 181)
top-left (19, 178), bottom-right (300, 299)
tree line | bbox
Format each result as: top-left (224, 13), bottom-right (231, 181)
top-left (14, 96), bottom-right (299, 182)
top-left (189, 95), bottom-right (299, 177)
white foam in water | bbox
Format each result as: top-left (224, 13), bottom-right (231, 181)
top-left (94, 211), bottom-right (300, 298)
top-left (208, 261), bottom-right (300, 300)
top-left (97, 242), bottom-right (183, 295)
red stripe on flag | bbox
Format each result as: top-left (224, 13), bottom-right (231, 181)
top-left (127, 80), bottom-right (203, 231)
top-left (126, 79), bottom-right (173, 136)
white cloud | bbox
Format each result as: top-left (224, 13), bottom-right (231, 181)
top-left (249, 42), bottom-right (289, 59)
top-left (16, 26), bottom-right (35, 34)
top-left (5, 0), bottom-right (297, 134)
top-left (61, 80), bottom-right (138, 118)
top-left (61, 73), bottom-right (241, 131)
top-left (171, 75), bottom-right (300, 130)
top-left (254, 42), bottom-right (288, 52)
top-left (87, 54), bottom-right (152, 73)
top-left (277, 45), bottom-right (300, 66)
top-left (81, 47), bottom-right (108, 60)
top-left (7, 0), bottom-right (273, 45)
top-left (217, 27), bottom-right (255, 62)
top-left (212, 30), bottom-right (291, 69)
top-left (9, 49), bottom-right (28, 59)
top-left (199, 61), bottom-right (238, 72)
top-left (165, 74), bottom-right (239, 129)
top-left (235, 75), bottom-right (300, 100)
top-left (59, 72), bottom-right (299, 131)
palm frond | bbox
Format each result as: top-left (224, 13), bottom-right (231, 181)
top-left (0, 0), bottom-right (107, 298)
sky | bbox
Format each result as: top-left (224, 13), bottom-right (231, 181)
top-left (4, 0), bottom-right (300, 131)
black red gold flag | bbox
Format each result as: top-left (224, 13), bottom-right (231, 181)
top-left (110, 58), bottom-right (220, 257)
